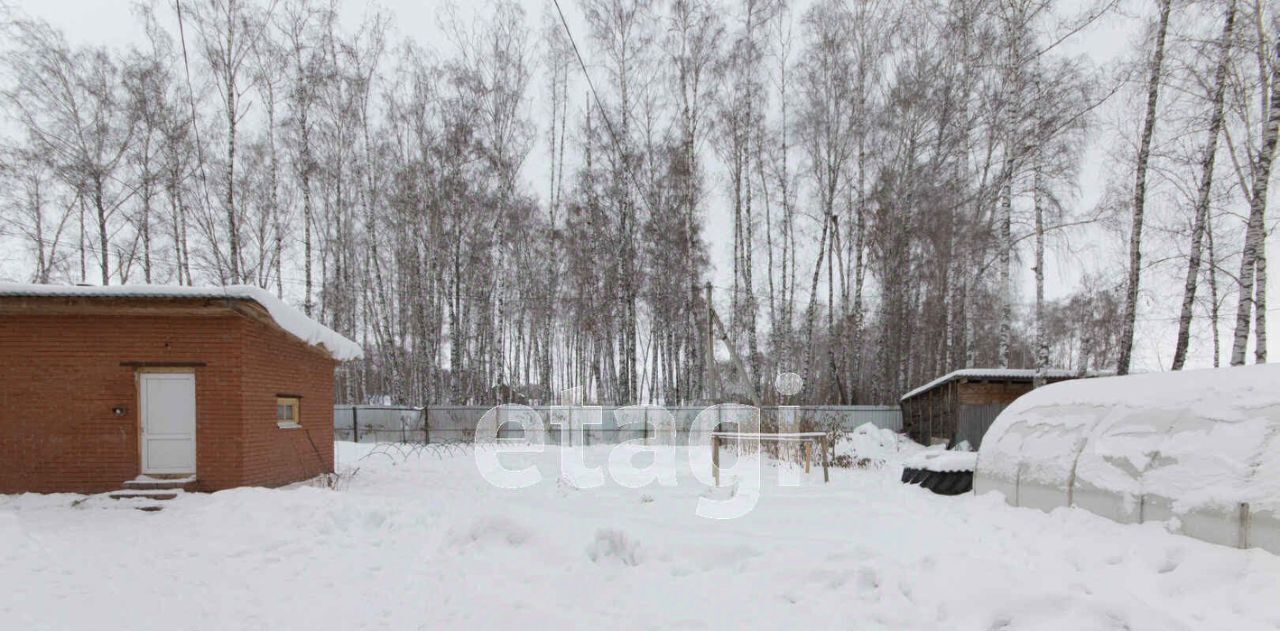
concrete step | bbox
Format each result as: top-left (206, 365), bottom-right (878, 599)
top-left (108, 489), bottom-right (181, 501)
top-left (122, 475), bottom-right (197, 491)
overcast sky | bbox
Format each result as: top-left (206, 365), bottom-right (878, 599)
top-left (9, 0), bottom-right (1264, 372)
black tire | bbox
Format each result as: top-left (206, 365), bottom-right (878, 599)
top-left (933, 471), bottom-right (974, 496)
top-left (933, 472), bottom-right (963, 495)
top-left (904, 469), bottom-right (975, 496)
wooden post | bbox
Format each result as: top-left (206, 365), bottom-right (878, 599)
top-left (712, 435), bottom-right (720, 487)
top-left (821, 436), bottom-right (830, 483)
top-left (352, 406), bottom-right (360, 443)
top-left (1239, 502), bottom-right (1251, 549)
top-left (804, 441), bottom-right (812, 474)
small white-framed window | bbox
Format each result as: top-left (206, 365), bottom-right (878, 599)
top-left (276, 396), bottom-right (301, 429)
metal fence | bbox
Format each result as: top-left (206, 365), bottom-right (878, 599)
top-left (334, 404), bottom-right (903, 445)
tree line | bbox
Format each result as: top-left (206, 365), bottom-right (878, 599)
top-left (0, 0), bottom-right (1276, 405)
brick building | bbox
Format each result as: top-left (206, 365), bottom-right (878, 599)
top-left (899, 369), bottom-right (1088, 449)
top-left (0, 284), bottom-right (362, 494)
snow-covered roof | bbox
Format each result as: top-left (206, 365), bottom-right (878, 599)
top-left (900, 368), bottom-right (1083, 401)
top-left (0, 283), bottom-right (363, 361)
top-left (903, 450), bottom-right (978, 473)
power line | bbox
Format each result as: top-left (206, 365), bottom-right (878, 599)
top-left (549, 0), bottom-right (663, 226)
top-left (174, 1), bottom-right (217, 232)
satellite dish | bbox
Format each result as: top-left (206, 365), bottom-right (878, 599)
top-left (774, 372), bottom-right (803, 396)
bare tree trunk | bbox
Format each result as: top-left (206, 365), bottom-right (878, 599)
top-left (997, 174), bottom-right (1013, 367)
top-left (760, 148), bottom-right (777, 358)
top-left (224, 5), bottom-right (241, 283)
top-left (996, 1), bottom-right (1027, 370)
top-left (1033, 160), bottom-right (1047, 386)
top-left (1207, 210), bottom-right (1221, 367)
top-left (1172, 0), bottom-right (1237, 370)
top-left (179, 196), bottom-right (192, 285)
top-left (266, 82), bottom-right (282, 296)
top-left (827, 213), bottom-right (842, 401)
top-left (95, 182), bottom-right (109, 285)
top-left (302, 148), bottom-right (314, 314)
top-left (78, 194), bottom-right (87, 283)
top-left (801, 213), bottom-right (831, 390)
top-left (32, 177), bottom-right (46, 282)
top-left (1117, 0), bottom-right (1172, 375)
top-left (1230, 35), bottom-right (1279, 365)
top-left (140, 155), bottom-right (153, 283)
top-left (1256, 244), bottom-right (1267, 363)
top-left (169, 187), bottom-right (183, 285)
top-left (850, 146), bottom-right (866, 389)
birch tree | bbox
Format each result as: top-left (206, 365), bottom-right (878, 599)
top-left (1171, 0), bottom-right (1238, 370)
top-left (1116, 0), bottom-right (1173, 375)
top-left (189, 0), bottom-right (276, 283)
top-left (1229, 31), bottom-right (1279, 365)
top-left (4, 20), bottom-right (135, 285)
top-left (796, 0), bottom-right (856, 392)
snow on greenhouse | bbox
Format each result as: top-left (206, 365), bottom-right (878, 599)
top-left (974, 364), bottom-right (1280, 553)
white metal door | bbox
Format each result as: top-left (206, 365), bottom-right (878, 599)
top-left (140, 373), bottom-right (197, 474)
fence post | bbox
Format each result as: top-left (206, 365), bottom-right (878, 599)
top-left (712, 435), bottom-right (720, 487)
top-left (1240, 502), bottom-right (1251, 549)
top-left (644, 406), bottom-right (650, 444)
top-left (423, 405), bottom-right (430, 445)
top-left (821, 436), bottom-right (830, 483)
top-left (352, 407), bottom-right (360, 443)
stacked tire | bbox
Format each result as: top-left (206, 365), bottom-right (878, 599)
top-left (901, 467), bottom-right (973, 496)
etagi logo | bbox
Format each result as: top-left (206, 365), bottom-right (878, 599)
top-left (474, 374), bottom-right (816, 520)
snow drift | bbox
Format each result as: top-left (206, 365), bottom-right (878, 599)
top-left (840, 422), bottom-right (920, 465)
top-left (6, 441), bottom-right (1280, 629)
top-left (974, 364), bottom-right (1280, 554)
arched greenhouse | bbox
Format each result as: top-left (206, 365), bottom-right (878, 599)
top-left (974, 364), bottom-right (1280, 554)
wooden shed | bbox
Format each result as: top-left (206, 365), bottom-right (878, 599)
top-left (0, 284), bottom-right (362, 494)
top-left (899, 369), bottom-right (1086, 449)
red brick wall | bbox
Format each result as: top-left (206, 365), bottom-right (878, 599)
top-left (237, 318), bottom-right (336, 488)
top-left (0, 300), bottom-right (338, 494)
top-left (0, 310), bottom-right (242, 493)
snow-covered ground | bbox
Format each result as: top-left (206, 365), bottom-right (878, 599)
top-left (3, 435), bottom-right (1279, 630)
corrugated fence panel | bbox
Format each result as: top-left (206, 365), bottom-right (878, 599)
top-left (955, 404), bottom-right (1006, 449)
top-left (334, 406), bottom-right (424, 443)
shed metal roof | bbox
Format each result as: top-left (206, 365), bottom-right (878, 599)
top-left (899, 368), bottom-right (1083, 402)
